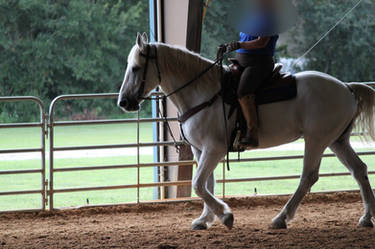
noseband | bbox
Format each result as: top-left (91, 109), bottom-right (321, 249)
top-left (136, 44), bottom-right (229, 169)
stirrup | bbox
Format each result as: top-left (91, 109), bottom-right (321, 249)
top-left (240, 139), bottom-right (259, 148)
top-left (240, 132), bottom-right (259, 147)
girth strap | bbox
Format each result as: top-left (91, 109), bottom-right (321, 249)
top-left (178, 94), bottom-right (219, 123)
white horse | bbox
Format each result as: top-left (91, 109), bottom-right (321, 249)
top-left (118, 33), bottom-right (375, 230)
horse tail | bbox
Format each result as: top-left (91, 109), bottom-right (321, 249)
top-left (349, 82), bottom-right (375, 141)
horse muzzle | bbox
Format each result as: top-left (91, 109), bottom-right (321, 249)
top-left (118, 97), bottom-right (140, 112)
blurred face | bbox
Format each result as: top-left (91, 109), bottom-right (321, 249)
top-left (117, 33), bottom-right (158, 112)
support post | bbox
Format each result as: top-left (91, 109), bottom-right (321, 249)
top-left (150, 0), bottom-right (160, 200)
top-left (176, 0), bottom-right (204, 198)
top-left (159, 0), bottom-right (204, 199)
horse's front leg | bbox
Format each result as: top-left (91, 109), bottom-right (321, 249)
top-left (192, 150), bottom-right (233, 229)
top-left (192, 173), bottom-right (217, 230)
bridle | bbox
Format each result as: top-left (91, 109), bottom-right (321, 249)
top-left (134, 44), bottom-right (234, 170)
top-left (138, 45), bottom-right (162, 100)
top-left (136, 44), bottom-right (225, 154)
top-left (138, 44), bottom-right (223, 101)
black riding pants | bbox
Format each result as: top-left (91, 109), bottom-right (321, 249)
top-left (236, 53), bottom-right (275, 98)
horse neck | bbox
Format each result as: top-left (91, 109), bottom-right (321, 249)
top-left (157, 45), bottom-right (222, 114)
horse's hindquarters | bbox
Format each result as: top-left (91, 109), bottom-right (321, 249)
top-left (257, 71), bottom-right (357, 149)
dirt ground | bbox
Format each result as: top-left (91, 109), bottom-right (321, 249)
top-left (0, 192), bottom-right (374, 249)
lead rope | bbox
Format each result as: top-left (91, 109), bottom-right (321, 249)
top-left (292, 0), bottom-right (363, 68)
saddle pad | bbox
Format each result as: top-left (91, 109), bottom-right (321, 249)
top-left (255, 74), bottom-right (297, 106)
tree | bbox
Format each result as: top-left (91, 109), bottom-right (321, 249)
top-left (292, 0), bottom-right (375, 82)
top-left (201, 1), bottom-right (291, 61)
top-left (0, 0), bottom-right (150, 122)
top-left (201, 0), bottom-right (239, 59)
top-left (2, 0), bottom-right (374, 122)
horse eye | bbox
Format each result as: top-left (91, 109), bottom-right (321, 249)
top-left (132, 67), bottom-right (140, 73)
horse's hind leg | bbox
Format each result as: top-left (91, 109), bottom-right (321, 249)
top-left (330, 138), bottom-right (375, 228)
top-left (191, 173), bottom-right (217, 230)
top-left (271, 140), bottom-right (326, 229)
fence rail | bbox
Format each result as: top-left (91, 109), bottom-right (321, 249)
top-left (0, 96), bottom-right (46, 210)
top-left (1, 88), bottom-right (375, 212)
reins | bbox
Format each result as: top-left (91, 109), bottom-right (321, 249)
top-left (138, 44), bottom-right (229, 170)
top-left (139, 45), bottom-right (223, 102)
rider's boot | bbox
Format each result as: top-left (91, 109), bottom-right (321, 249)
top-left (238, 94), bottom-right (259, 147)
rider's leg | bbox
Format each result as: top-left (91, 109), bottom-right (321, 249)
top-left (238, 94), bottom-right (259, 146)
top-left (236, 55), bottom-right (274, 146)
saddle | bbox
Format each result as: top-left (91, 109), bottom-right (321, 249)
top-left (223, 59), bottom-right (297, 152)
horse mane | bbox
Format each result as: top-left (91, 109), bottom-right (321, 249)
top-left (155, 43), bottom-right (222, 94)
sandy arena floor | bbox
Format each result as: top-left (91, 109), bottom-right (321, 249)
top-left (0, 192), bottom-right (374, 249)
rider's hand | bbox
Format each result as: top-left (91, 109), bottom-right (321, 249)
top-left (226, 41), bottom-right (241, 53)
top-left (217, 45), bottom-right (227, 59)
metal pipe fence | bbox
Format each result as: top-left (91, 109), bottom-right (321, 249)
top-left (2, 89), bottom-right (375, 212)
top-left (0, 96), bottom-right (46, 211)
top-left (46, 93), bottom-right (375, 210)
top-left (47, 93), bottom-right (192, 209)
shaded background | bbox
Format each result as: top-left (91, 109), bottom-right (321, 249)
top-left (0, 0), bottom-right (374, 122)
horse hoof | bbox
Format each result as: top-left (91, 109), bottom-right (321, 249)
top-left (270, 218), bottom-right (287, 229)
top-left (359, 216), bottom-right (374, 228)
top-left (191, 223), bottom-right (208, 230)
top-left (222, 213), bottom-right (234, 230)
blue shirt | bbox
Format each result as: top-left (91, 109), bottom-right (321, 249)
top-left (237, 33), bottom-right (279, 56)
top-left (236, 11), bottom-right (279, 56)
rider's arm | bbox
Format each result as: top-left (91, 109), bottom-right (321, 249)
top-left (239, 36), bottom-right (270, 50)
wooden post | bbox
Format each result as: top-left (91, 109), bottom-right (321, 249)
top-left (176, 0), bottom-right (204, 198)
top-left (160, 0), bottom-right (204, 199)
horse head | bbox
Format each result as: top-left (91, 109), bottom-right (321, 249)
top-left (118, 33), bottom-right (160, 112)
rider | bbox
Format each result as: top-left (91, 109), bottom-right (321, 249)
top-left (226, 0), bottom-right (279, 147)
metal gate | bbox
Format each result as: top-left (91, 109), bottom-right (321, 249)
top-left (47, 93), bottom-right (193, 210)
top-left (43, 92), bottom-right (375, 210)
top-left (1, 91), bottom-right (375, 212)
top-left (0, 96), bottom-right (46, 211)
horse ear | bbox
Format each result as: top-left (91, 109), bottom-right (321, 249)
top-left (136, 32), bottom-right (146, 52)
top-left (142, 32), bottom-right (149, 43)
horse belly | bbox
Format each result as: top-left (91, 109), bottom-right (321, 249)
top-left (257, 99), bottom-right (302, 149)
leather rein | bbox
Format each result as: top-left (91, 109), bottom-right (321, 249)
top-left (139, 45), bottom-right (221, 106)
top-left (138, 44), bottom-right (230, 170)
top-left (138, 44), bottom-right (223, 149)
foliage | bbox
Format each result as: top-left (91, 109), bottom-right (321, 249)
top-left (201, 1), bottom-right (291, 60)
top-left (293, 0), bottom-right (375, 81)
top-left (201, 0), bottom-right (238, 59)
top-left (0, 0), bottom-right (150, 122)
top-left (1, 0), bottom-right (374, 122)
top-left (202, 0), bottom-right (375, 84)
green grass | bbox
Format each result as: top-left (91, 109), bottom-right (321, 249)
top-left (1, 124), bottom-right (375, 211)
top-left (0, 123), bottom-right (154, 150)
